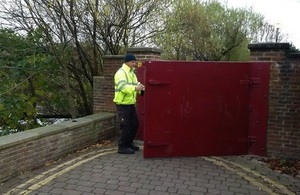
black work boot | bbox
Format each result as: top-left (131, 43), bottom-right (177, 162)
top-left (129, 143), bottom-right (140, 151)
top-left (118, 147), bottom-right (135, 154)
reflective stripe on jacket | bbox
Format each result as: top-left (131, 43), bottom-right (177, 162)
top-left (113, 64), bottom-right (138, 105)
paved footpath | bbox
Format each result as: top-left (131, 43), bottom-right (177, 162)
top-left (1, 140), bottom-right (300, 195)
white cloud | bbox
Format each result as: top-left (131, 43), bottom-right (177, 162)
top-left (222, 0), bottom-right (300, 48)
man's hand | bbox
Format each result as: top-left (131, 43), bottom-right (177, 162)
top-left (135, 82), bottom-right (145, 91)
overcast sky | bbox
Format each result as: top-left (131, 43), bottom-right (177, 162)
top-left (221, 0), bottom-right (300, 49)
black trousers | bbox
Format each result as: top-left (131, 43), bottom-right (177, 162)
top-left (116, 105), bottom-right (139, 148)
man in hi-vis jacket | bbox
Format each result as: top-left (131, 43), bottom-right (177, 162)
top-left (113, 53), bottom-right (145, 154)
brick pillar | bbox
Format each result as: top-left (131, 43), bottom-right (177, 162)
top-left (93, 47), bottom-right (162, 114)
top-left (249, 43), bottom-right (300, 158)
top-left (248, 43), bottom-right (289, 62)
top-left (93, 55), bottom-right (123, 113)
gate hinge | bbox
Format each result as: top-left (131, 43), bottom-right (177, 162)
top-left (238, 136), bottom-right (257, 144)
top-left (240, 78), bottom-right (260, 88)
top-left (147, 141), bottom-right (170, 147)
top-left (248, 136), bottom-right (257, 144)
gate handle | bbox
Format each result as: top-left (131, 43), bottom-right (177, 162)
top-left (149, 80), bottom-right (170, 85)
top-left (147, 141), bottom-right (170, 147)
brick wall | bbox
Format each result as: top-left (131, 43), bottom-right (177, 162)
top-left (249, 43), bottom-right (300, 158)
top-left (0, 113), bottom-right (115, 182)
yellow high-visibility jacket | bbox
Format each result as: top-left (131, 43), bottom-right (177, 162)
top-left (113, 64), bottom-right (139, 105)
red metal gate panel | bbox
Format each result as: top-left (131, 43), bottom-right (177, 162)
top-left (137, 61), bottom-right (269, 158)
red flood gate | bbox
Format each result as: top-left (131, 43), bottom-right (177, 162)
top-left (136, 61), bottom-right (270, 158)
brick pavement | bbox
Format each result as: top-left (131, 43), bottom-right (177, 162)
top-left (1, 141), bottom-right (300, 195)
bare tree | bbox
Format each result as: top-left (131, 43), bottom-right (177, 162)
top-left (250, 22), bottom-right (288, 43)
top-left (0, 0), bottom-right (171, 116)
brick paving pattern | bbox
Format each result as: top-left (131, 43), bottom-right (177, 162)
top-left (31, 152), bottom-right (268, 195)
top-left (1, 144), bottom-right (300, 195)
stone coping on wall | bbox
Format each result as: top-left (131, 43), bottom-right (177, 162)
top-left (248, 43), bottom-right (290, 50)
top-left (0, 112), bottom-right (114, 150)
top-left (126, 47), bottom-right (163, 54)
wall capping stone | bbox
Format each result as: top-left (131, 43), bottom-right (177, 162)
top-left (0, 112), bottom-right (116, 182)
top-left (126, 47), bottom-right (163, 54)
top-left (248, 43), bottom-right (290, 50)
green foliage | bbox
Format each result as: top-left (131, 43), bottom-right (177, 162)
top-left (0, 29), bottom-right (71, 135)
top-left (0, 94), bottom-right (38, 134)
top-left (154, 0), bottom-right (264, 61)
top-left (221, 39), bottom-right (250, 61)
top-left (288, 43), bottom-right (300, 53)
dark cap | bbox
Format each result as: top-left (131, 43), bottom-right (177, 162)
top-left (124, 53), bottom-right (137, 62)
